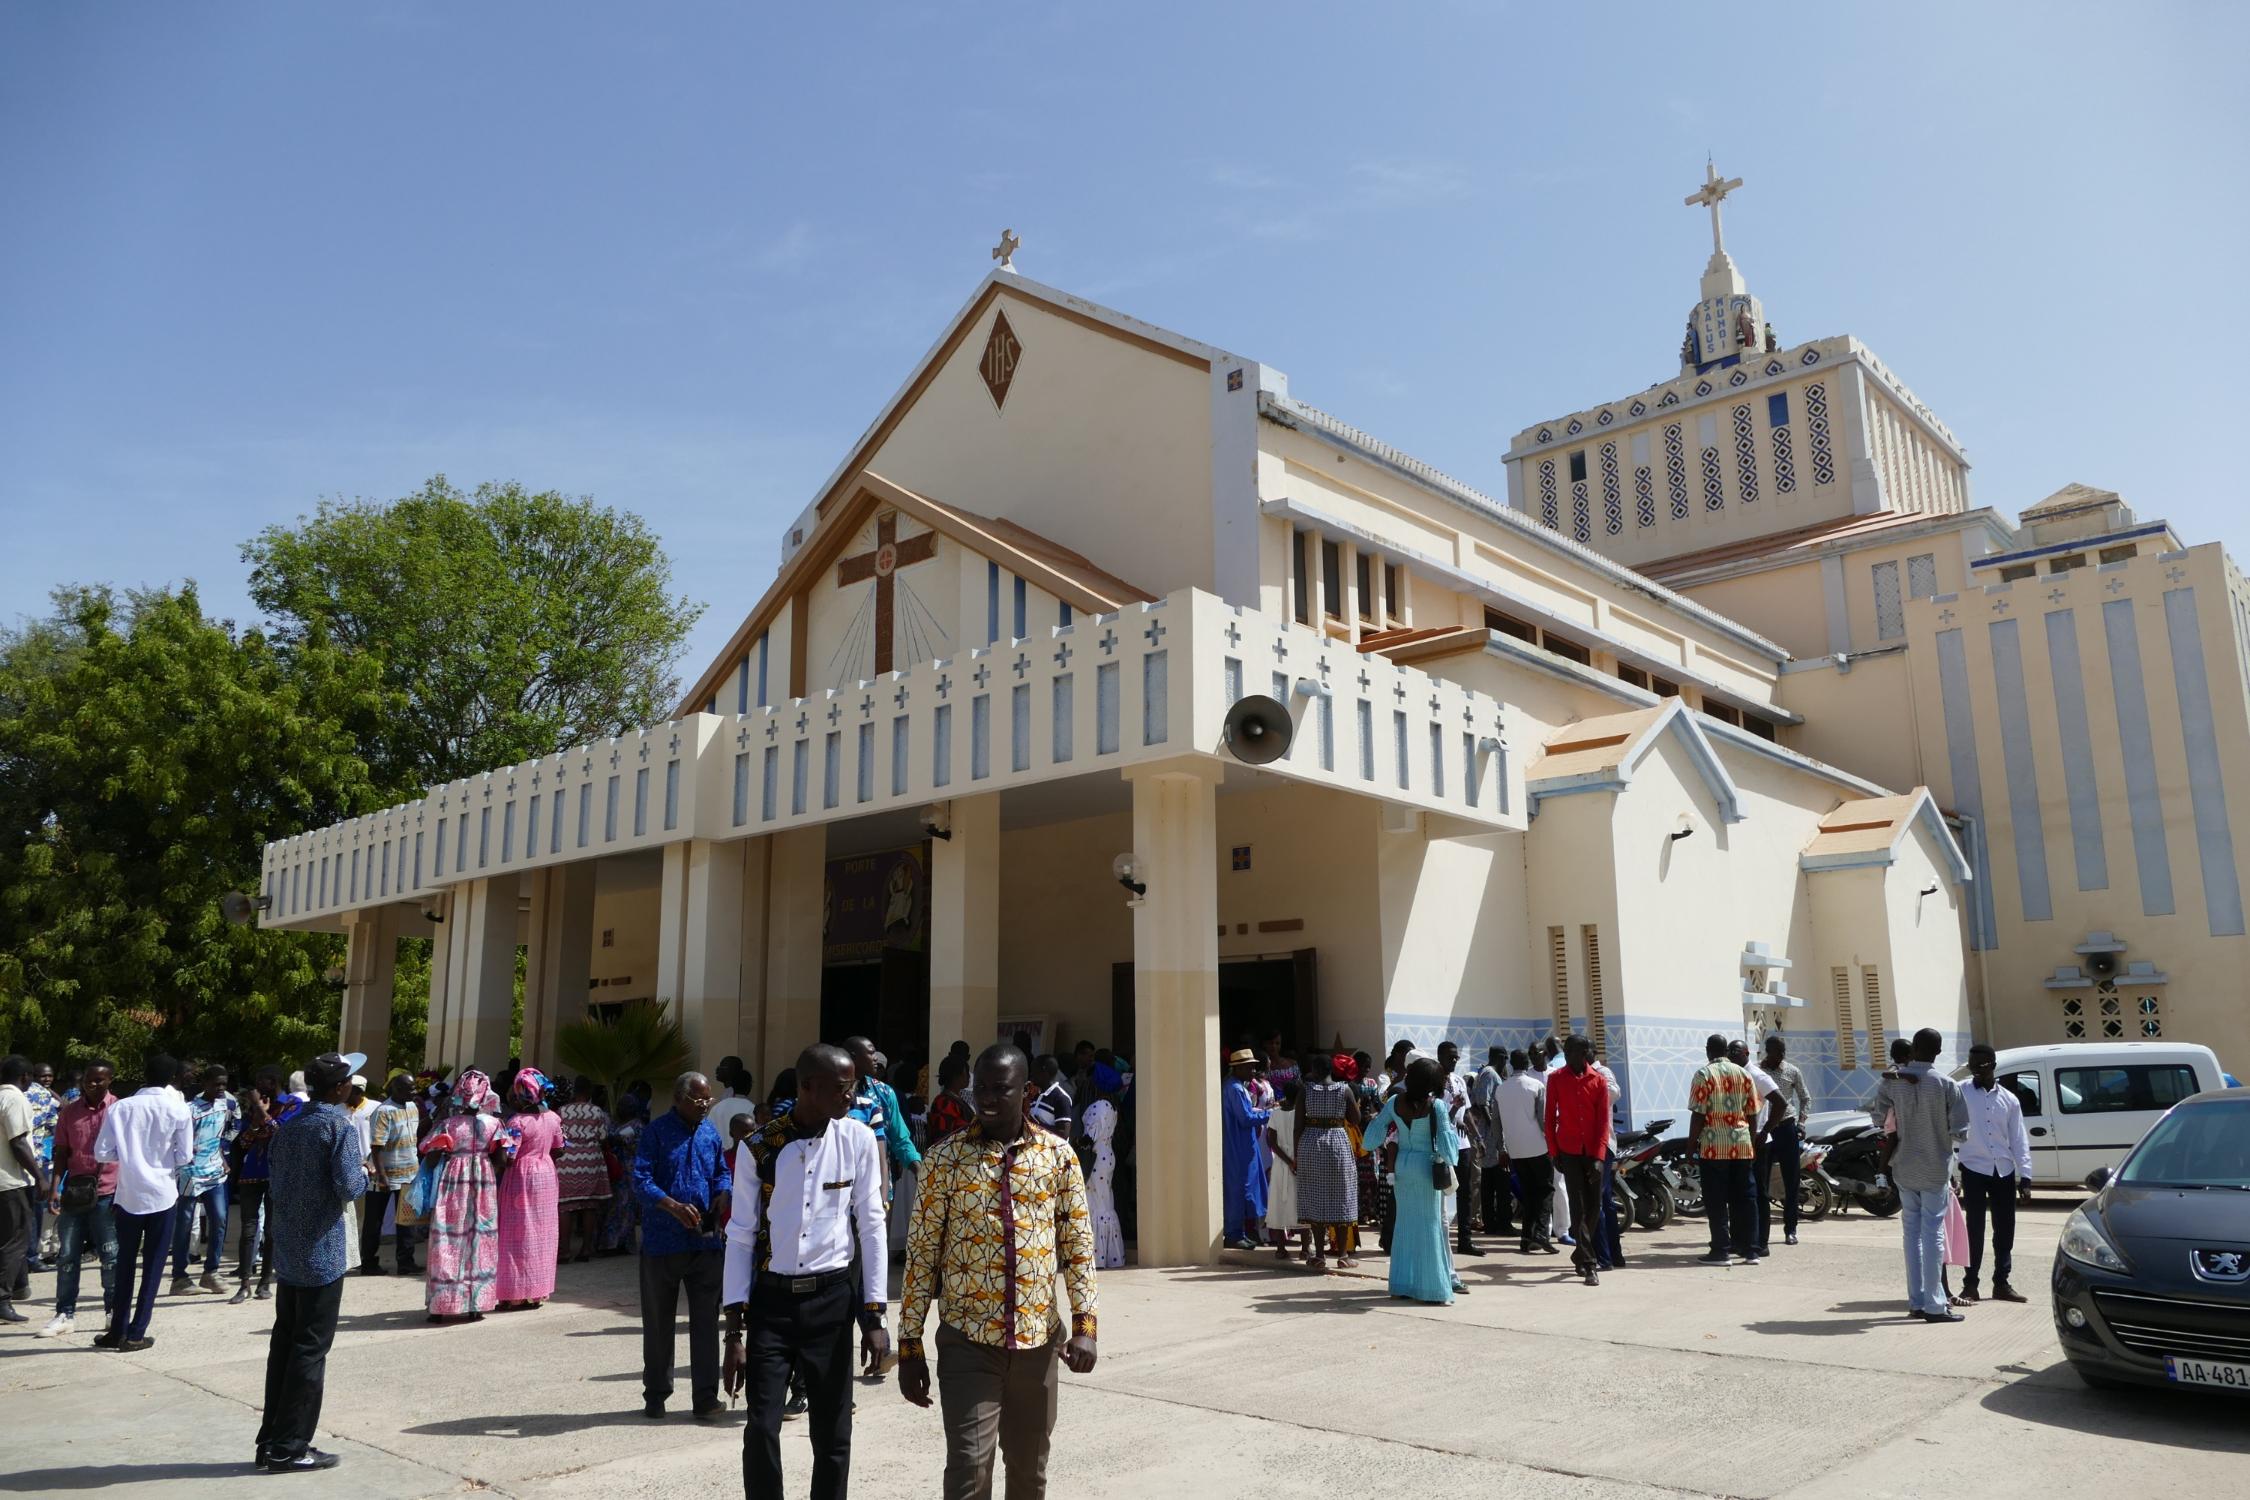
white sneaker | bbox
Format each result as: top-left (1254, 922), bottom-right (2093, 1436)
top-left (38, 1313), bottom-right (73, 1338)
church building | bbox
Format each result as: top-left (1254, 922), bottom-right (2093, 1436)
top-left (258, 175), bottom-right (2246, 1263)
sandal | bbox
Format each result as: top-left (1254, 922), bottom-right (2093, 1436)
top-left (1338, 1256), bottom-right (1360, 1269)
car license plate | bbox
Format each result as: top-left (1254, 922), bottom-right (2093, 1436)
top-left (2166, 1355), bottom-right (2250, 1390)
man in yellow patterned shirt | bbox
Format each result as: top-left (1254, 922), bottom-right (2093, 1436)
top-left (898, 1044), bottom-right (1097, 1500)
top-left (1688, 1033), bottom-right (1761, 1267)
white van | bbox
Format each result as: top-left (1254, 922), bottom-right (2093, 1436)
top-left (1952, 1042), bottom-right (2228, 1189)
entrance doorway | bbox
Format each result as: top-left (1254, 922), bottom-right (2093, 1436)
top-left (1109, 949), bottom-right (1320, 1061)
top-left (820, 949), bottom-right (929, 1073)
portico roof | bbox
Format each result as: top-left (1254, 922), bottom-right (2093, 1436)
top-left (1523, 699), bottom-right (1744, 823)
top-left (1799, 786), bottom-right (1973, 884)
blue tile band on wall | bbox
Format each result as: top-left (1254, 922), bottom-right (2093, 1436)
top-left (1987, 617), bottom-right (2052, 921)
top-left (2101, 599), bottom-right (2175, 916)
top-left (2162, 588), bottom-right (2245, 936)
top-left (1935, 629), bottom-right (1998, 948)
top-left (2042, 608), bottom-right (2109, 892)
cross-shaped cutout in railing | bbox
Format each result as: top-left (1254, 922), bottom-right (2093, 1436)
top-left (935, 675), bottom-right (952, 699)
top-left (827, 702), bottom-right (844, 726)
top-left (1144, 619), bottom-right (1167, 647)
top-left (530, 769), bottom-right (541, 789)
top-left (1013, 654), bottom-right (1030, 679)
top-left (610, 748), bottom-right (622, 769)
top-left (1316, 655), bottom-right (1332, 681)
top-left (638, 741), bottom-right (652, 762)
top-left (482, 782), bottom-right (493, 801)
top-left (894, 684), bottom-right (910, 710)
top-left (1271, 636), bottom-right (1289, 664)
top-left (1938, 609), bottom-right (1957, 625)
top-left (795, 712), bottom-right (809, 734)
top-left (1991, 597), bottom-right (2011, 614)
top-left (506, 778), bottom-right (517, 796)
top-left (2048, 588), bottom-right (2068, 605)
top-left (861, 695), bottom-right (874, 718)
top-left (1098, 629), bottom-right (1118, 655)
top-left (765, 720), bottom-right (780, 741)
top-left (669, 733), bottom-right (682, 755)
top-left (1053, 642), bottom-right (1072, 670)
top-left (2165, 566), bottom-right (2187, 583)
top-left (737, 726), bottom-right (754, 750)
top-left (973, 663), bottom-right (991, 689)
top-left (2105, 578), bottom-right (2126, 594)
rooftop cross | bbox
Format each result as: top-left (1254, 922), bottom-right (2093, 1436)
top-left (991, 228), bottom-right (1020, 272)
top-left (1684, 159), bottom-right (1745, 259)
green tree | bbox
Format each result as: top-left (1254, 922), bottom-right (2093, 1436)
top-left (242, 476), bottom-right (705, 798)
top-left (0, 586), bottom-right (384, 1069)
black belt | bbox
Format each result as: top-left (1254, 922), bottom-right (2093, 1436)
top-left (757, 1266), bottom-right (853, 1296)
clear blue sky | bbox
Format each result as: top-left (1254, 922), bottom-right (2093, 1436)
top-left (6, 4), bottom-right (2245, 682)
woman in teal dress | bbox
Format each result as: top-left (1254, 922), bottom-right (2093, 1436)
top-left (1361, 1056), bottom-right (1462, 1305)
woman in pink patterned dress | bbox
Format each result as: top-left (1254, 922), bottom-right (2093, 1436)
top-left (421, 1071), bottom-right (501, 1322)
top-left (494, 1067), bottom-right (563, 1311)
top-left (554, 1075), bottom-right (612, 1263)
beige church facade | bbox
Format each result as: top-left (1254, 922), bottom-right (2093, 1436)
top-left (259, 191), bottom-right (2245, 1262)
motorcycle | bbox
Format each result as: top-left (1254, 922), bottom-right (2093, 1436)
top-left (1611, 1117), bottom-right (1679, 1231)
top-left (1656, 1134), bottom-right (1705, 1217)
top-left (1768, 1138), bottom-right (1834, 1222)
top-left (1807, 1113), bottom-right (1899, 1217)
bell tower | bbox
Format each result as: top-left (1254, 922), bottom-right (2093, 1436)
top-left (1679, 159), bottom-right (1769, 373)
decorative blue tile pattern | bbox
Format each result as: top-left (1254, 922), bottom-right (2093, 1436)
top-left (1600, 441), bottom-right (1622, 536)
top-left (1729, 369), bottom-right (1749, 387)
top-left (1571, 480), bottom-right (1592, 543)
top-left (1634, 465), bottom-right (1656, 529)
top-left (1538, 458), bottom-right (1559, 529)
top-left (1658, 390), bottom-right (1679, 407)
top-left (1770, 425), bottom-right (1796, 494)
top-left (1567, 418), bottom-right (1583, 435)
top-left (1597, 409), bottom-right (1613, 427)
top-left (1731, 404), bottom-right (1759, 504)
top-left (1701, 445), bottom-right (1725, 511)
top-left (1805, 383), bottom-right (1835, 486)
top-left (1628, 399), bottom-right (1647, 417)
top-left (1664, 424), bottom-right (1689, 519)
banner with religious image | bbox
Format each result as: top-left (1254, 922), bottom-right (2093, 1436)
top-left (822, 844), bottom-right (928, 964)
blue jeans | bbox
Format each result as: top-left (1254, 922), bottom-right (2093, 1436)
top-left (110, 1205), bottom-right (175, 1339)
top-left (54, 1195), bottom-right (118, 1318)
top-left (1900, 1184), bottom-right (1950, 1314)
top-left (172, 1183), bottom-right (228, 1276)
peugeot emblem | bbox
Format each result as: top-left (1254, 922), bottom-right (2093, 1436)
top-left (2193, 1249), bottom-right (2249, 1282)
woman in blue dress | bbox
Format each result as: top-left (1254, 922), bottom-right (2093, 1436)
top-left (1360, 1056), bottom-right (1462, 1305)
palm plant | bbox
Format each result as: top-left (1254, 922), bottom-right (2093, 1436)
top-left (556, 1000), bottom-right (692, 1112)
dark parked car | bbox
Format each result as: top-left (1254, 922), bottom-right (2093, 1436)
top-left (2051, 1089), bottom-right (2250, 1393)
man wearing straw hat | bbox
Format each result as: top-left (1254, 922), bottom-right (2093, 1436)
top-left (1220, 1050), bottom-right (1270, 1251)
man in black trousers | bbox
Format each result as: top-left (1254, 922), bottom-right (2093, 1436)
top-left (722, 1044), bottom-right (890, 1500)
top-left (256, 1050), bottom-right (367, 1473)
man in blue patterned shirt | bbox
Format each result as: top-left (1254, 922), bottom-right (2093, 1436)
top-left (254, 1051), bottom-right (366, 1474)
top-left (171, 1064), bottom-right (239, 1296)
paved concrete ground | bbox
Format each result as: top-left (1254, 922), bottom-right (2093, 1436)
top-left (2, 1200), bottom-right (2243, 1497)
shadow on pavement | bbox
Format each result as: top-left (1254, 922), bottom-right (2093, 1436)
top-left (1742, 1306), bottom-right (1919, 1337)
top-left (1980, 1362), bottom-right (2250, 1451)
top-left (404, 1406), bottom-right (702, 1439)
top-left (3, 1460), bottom-right (252, 1489)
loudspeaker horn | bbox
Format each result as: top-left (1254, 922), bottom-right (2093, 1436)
top-left (2087, 949), bottom-right (2119, 979)
top-left (1222, 694), bottom-right (1293, 765)
top-left (220, 890), bottom-right (261, 926)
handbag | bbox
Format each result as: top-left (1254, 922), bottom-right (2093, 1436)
top-left (1427, 1113), bottom-right (1457, 1192)
top-left (59, 1172), bottom-right (99, 1215)
top-left (405, 1152), bottom-right (442, 1220)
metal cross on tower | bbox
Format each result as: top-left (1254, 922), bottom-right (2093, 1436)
top-left (1684, 159), bottom-right (1745, 258)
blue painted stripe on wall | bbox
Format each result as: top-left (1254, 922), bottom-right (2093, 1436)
top-left (2101, 599), bottom-right (2176, 916)
top-left (1935, 629), bottom-right (1998, 948)
top-left (2162, 588), bottom-right (2245, 936)
top-left (1987, 618), bottom-right (2052, 920)
top-left (2042, 608), bottom-right (2109, 891)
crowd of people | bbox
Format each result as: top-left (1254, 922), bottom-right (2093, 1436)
top-left (0, 1017), bottom-right (2026, 1492)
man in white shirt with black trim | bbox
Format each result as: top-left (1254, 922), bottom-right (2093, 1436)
top-left (1957, 1042), bottom-right (2032, 1304)
top-left (722, 1043), bottom-right (889, 1500)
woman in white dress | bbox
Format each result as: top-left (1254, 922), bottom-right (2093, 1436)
top-left (1081, 1064), bottom-right (1126, 1270)
top-left (1266, 1080), bottom-right (1302, 1261)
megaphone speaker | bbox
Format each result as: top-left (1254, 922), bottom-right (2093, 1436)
top-left (2088, 950), bottom-right (2119, 979)
top-left (220, 890), bottom-right (258, 927)
top-left (1223, 694), bottom-right (1293, 765)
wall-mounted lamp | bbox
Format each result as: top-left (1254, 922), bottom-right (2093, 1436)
top-left (1919, 883), bottom-right (1940, 896)
top-left (1112, 852), bottom-right (1147, 902)
top-left (1669, 814), bottom-right (1696, 844)
top-left (919, 802), bottom-right (953, 841)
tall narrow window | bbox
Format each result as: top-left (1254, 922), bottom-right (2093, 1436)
top-left (1833, 967), bottom-right (1858, 1069)
top-left (1861, 964), bottom-right (1886, 1058)
top-left (1582, 924), bottom-right (1607, 1056)
top-left (1383, 562), bottom-right (1401, 622)
top-left (1548, 926), bottom-right (1571, 1035)
top-left (1292, 528), bottom-right (1311, 625)
top-left (1356, 552), bottom-right (1375, 623)
top-left (1321, 539), bottom-right (1342, 620)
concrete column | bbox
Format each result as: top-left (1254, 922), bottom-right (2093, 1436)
top-left (422, 896), bottom-right (455, 1070)
top-left (759, 825), bottom-right (827, 1085)
top-left (1124, 757), bottom-right (1224, 1267)
top-left (659, 839), bottom-right (747, 1071)
top-left (337, 906), bottom-right (399, 1070)
top-left (444, 875), bottom-right (520, 1071)
top-left (929, 793), bottom-right (1001, 1069)
top-left (521, 862), bottom-right (595, 1068)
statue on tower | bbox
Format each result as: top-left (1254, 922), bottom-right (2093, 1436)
top-left (1736, 305), bottom-right (1758, 350)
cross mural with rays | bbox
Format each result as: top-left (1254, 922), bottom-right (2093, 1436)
top-left (834, 510), bottom-right (942, 680)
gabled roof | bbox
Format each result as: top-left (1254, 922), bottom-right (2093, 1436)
top-left (678, 270), bottom-right (1223, 714)
top-left (1799, 787), bottom-right (1973, 884)
top-left (1525, 699), bottom-right (1744, 822)
top-left (676, 470), bottom-right (1155, 714)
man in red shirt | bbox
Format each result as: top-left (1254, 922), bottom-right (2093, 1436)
top-left (1542, 1036), bottom-right (1612, 1287)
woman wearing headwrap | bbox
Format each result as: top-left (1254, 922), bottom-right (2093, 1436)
top-left (420, 1070), bottom-right (503, 1321)
top-left (1081, 1062), bottom-right (1127, 1269)
top-left (493, 1066), bottom-right (565, 1311)
top-left (1357, 1054), bottom-right (1463, 1305)
top-left (1295, 1052), bottom-right (1362, 1272)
